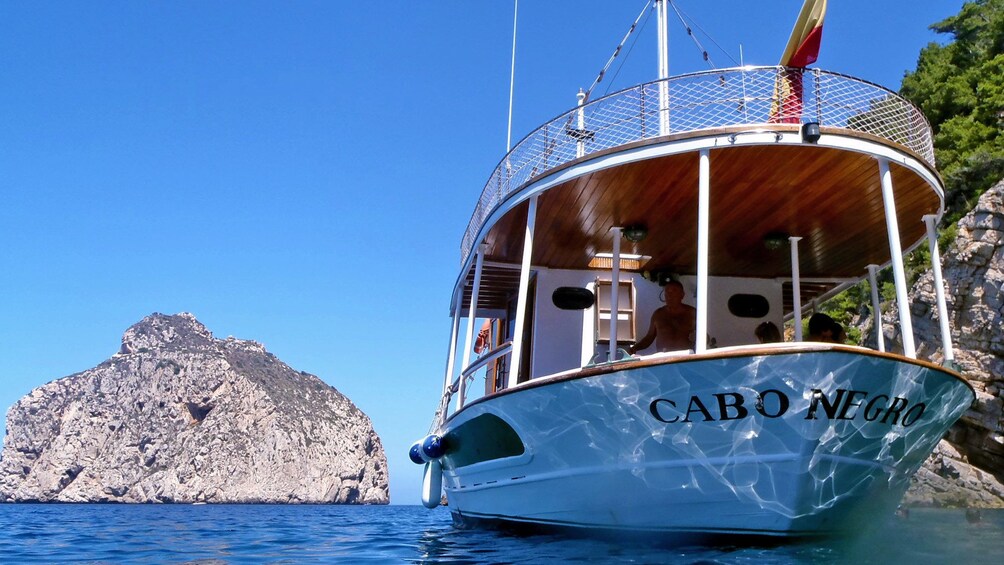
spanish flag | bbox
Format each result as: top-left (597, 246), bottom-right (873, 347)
top-left (771, 0), bottom-right (827, 123)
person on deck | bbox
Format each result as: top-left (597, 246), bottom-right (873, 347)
top-left (628, 281), bottom-right (697, 354)
top-left (807, 313), bottom-right (836, 342)
top-left (831, 322), bottom-right (847, 344)
top-left (474, 320), bottom-right (492, 354)
top-left (755, 321), bottom-right (783, 343)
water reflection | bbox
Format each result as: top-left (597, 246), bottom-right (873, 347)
top-left (0, 504), bottom-right (999, 563)
top-left (408, 506), bottom-right (1004, 564)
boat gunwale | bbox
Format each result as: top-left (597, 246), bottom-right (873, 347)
top-left (445, 343), bottom-right (975, 425)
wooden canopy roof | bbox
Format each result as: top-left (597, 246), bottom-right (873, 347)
top-left (460, 128), bottom-right (943, 313)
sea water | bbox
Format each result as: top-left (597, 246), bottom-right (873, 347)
top-left (0, 504), bottom-right (1001, 563)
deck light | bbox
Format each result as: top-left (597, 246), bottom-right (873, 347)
top-left (801, 122), bottom-right (821, 143)
top-left (763, 232), bottom-right (789, 251)
top-left (623, 224), bottom-right (648, 243)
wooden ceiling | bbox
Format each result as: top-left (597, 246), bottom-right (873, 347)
top-left (458, 132), bottom-right (943, 313)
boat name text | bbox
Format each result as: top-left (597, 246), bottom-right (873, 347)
top-left (648, 388), bottom-right (926, 427)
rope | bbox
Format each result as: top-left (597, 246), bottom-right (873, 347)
top-left (600, 7), bottom-right (653, 98)
top-left (667, 0), bottom-right (713, 68)
top-left (667, 0), bottom-right (741, 68)
top-left (584, 1), bottom-right (652, 102)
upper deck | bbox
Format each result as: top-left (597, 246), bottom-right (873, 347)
top-left (458, 66), bottom-right (940, 294)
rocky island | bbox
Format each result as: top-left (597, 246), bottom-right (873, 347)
top-left (0, 313), bottom-right (389, 504)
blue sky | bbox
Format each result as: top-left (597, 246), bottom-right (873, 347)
top-left (1, 1), bottom-right (964, 504)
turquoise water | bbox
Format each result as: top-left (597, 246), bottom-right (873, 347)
top-left (0, 504), bottom-right (1001, 563)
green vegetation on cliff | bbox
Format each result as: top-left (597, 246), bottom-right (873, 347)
top-left (814, 0), bottom-right (1004, 332)
top-left (900, 0), bottom-right (1004, 225)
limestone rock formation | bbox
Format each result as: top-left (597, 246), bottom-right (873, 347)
top-left (0, 313), bottom-right (389, 504)
top-left (901, 441), bottom-right (1004, 507)
top-left (864, 181), bottom-right (1004, 507)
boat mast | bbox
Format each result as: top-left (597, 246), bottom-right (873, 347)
top-left (507, 0), bottom-right (518, 152)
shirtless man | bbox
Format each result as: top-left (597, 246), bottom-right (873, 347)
top-left (628, 281), bottom-right (697, 354)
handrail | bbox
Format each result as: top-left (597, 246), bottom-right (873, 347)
top-left (460, 66), bottom-right (936, 266)
top-left (449, 341), bottom-right (514, 416)
top-left (461, 341), bottom-right (513, 380)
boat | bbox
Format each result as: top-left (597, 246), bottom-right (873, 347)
top-left (410, 0), bottom-right (975, 539)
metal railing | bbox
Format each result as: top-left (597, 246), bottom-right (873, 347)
top-left (444, 342), bottom-right (512, 420)
top-left (460, 66), bottom-right (936, 266)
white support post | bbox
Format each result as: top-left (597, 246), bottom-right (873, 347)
top-left (609, 226), bottom-right (622, 361)
top-left (576, 89), bottom-right (587, 158)
top-left (696, 149), bottom-right (710, 353)
top-left (878, 158), bottom-right (916, 358)
top-left (457, 246), bottom-right (486, 411)
top-left (442, 289), bottom-right (463, 395)
top-left (924, 214), bottom-right (955, 363)
top-left (656, 0), bottom-right (670, 136)
top-left (508, 196), bottom-right (538, 388)
top-left (867, 264), bottom-right (886, 352)
top-left (790, 236), bottom-right (804, 342)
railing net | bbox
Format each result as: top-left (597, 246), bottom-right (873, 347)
top-left (460, 66), bottom-right (935, 265)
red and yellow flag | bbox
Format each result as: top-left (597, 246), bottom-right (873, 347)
top-left (771, 0), bottom-right (827, 123)
top-left (779, 0), bottom-right (827, 67)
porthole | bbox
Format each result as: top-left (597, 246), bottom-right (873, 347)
top-left (728, 294), bottom-right (770, 318)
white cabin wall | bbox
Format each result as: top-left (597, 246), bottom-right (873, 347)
top-left (530, 268), bottom-right (593, 378)
top-left (681, 275), bottom-right (784, 347)
top-left (531, 268), bottom-right (654, 378)
top-left (530, 271), bottom-right (784, 375)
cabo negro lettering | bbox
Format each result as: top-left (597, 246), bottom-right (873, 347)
top-left (649, 389), bottom-right (789, 424)
top-left (804, 389), bottom-right (925, 426)
top-left (649, 388), bottom-right (925, 427)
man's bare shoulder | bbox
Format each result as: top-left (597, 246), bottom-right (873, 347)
top-left (652, 306), bottom-right (673, 319)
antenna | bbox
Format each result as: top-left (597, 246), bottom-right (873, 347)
top-left (657, 0), bottom-right (668, 81)
top-left (506, 0), bottom-right (518, 152)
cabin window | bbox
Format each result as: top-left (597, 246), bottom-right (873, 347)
top-left (594, 279), bottom-right (636, 344)
top-left (727, 293), bottom-right (770, 318)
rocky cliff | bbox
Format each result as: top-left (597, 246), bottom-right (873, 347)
top-left (864, 181), bottom-right (1004, 507)
top-left (0, 313), bottom-right (389, 504)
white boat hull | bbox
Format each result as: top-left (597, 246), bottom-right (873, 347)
top-left (437, 348), bottom-right (974, 537)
